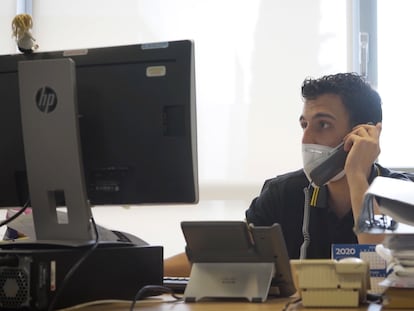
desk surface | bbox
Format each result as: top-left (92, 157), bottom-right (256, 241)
top-left (64, 296), bottom-right (386, 311)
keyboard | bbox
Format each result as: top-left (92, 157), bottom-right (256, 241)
top-left (163, 276), bottom-right (189, 293)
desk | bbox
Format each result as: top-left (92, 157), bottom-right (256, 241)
top-left (63, 296), bottom-right (388, 311)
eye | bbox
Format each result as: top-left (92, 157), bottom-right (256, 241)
top-left (319, 120), bottom-right (331, 129)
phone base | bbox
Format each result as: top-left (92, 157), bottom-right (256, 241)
top-left (290, 259), bottom-right (369, 307)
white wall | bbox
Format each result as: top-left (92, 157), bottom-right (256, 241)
top-left (2, 0), bottom-right (349, 187)
top-left (0, 0), bottom-right (349, 257)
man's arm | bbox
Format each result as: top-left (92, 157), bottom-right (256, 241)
top-left (347, 171), bottom-right (385, 244)
top-left (344, 122), bottom-right (384, 244)
top-left (164, 252), bottom-right (192, 277)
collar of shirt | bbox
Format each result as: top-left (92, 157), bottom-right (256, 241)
top-left (308, 164), bottom-right (381, 209)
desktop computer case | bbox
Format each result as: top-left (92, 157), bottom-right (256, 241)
top-left (0, 244), bottom-right (163, 310)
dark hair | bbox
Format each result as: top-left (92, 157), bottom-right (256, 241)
top-left (301, 73), bottom-right (382, 127)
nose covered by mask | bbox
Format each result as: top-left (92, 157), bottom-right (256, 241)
top-left (302, 144), bottom-right (345, 185)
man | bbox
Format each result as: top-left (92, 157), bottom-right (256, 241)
top-left (164, 72), bottom-right (412, 276)
top-left (246, 72), bottom-right (412, 260)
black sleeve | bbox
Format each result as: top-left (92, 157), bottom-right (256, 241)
top-left (245, 178), bottom-right (283, 226)
top-left (246, 180), bottom-right (280, 226)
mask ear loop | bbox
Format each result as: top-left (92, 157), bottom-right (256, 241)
top-left (299, 182), bottom-right (313, 259)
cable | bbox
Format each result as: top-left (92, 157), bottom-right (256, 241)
top-left (282, 297), bottom-right (302, 311)
top-left (47, 217), bottom-right (100, 311)
top-left (0, 201), bottom-right (103, 310)
top-left (129, 285), bottom-right (182, 311)
top-left (0, 200), bottom-right (30, 228)
top-left (299, 183), bottom-right (312, 259)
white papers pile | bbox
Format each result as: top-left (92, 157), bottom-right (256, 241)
top-left (356, 177), bottom-right (414, 288)
top-left (378, 237), bottom-right (414, 289)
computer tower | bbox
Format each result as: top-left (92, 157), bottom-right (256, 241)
top-left (0, 244), bottom-right (163, 310)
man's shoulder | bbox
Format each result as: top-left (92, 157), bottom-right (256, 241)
top-left (375, 163), bottom-right (414, 181)
top-left (262, 169), bottom-right (308, 190)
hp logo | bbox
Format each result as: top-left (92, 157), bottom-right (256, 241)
top-left (35, 87), bottom-right (57, 113)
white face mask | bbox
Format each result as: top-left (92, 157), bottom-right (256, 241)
top-left (302, 143), bottom-right (345, 185)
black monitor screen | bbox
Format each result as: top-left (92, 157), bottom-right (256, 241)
top-left (0, 40), bottom-right (198, 207)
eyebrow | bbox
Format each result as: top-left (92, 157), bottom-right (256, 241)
top-left (299, 112), bottom-right (337, 122)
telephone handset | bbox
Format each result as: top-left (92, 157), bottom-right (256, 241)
top-left (309, 141), bottom-right (348, 186)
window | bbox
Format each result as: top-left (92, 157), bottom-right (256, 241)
top-left (377, 1), bottom-right (414, 169)
top-left (355, 0), bottom-right (414, 170)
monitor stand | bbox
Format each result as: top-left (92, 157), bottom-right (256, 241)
top-left (18, 57), bottom-right (93, 245)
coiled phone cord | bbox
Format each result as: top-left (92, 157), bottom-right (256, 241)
top-left (299, 184), bottom-right (312, 259)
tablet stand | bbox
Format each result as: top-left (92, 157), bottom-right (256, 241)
top-left (184, 262), bottom-right (274, 302)
top-left (180, 222), bottom-right (296, 302)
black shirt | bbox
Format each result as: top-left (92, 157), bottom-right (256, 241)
top-left (245, 164), bottom-right (412, 259)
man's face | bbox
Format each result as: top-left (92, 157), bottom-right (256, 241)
top-left (299, 93), bottom-right (351, 147)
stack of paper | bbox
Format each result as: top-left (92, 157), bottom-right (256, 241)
top-left (355, 177), bottom-right (414, 308)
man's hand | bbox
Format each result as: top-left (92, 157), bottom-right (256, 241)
top-left (343, 122), bottom-right (384, 245)
top-left (343, 122), bottom-right (382, 180)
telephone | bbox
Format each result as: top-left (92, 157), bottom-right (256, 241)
top-left (290, 258), bottom-right (370, 307)
top-left (309, 141), bottom-right (348, 186)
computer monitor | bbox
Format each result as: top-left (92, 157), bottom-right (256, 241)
top-left (0, 40), bottom-right (198, 210)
